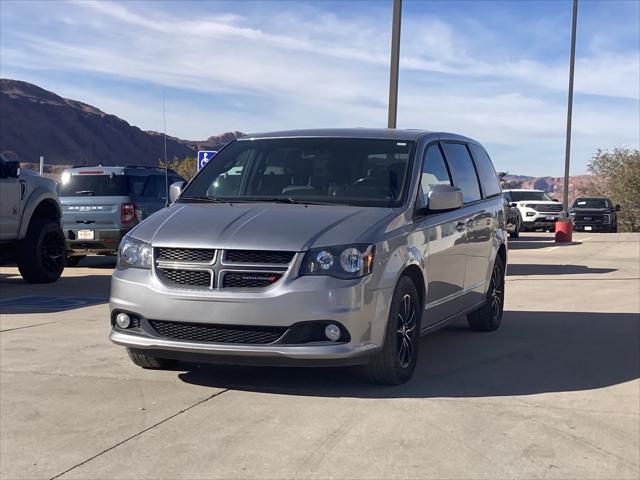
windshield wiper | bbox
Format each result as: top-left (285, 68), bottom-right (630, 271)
top-left (75, 190), bottom-right (95, 196)
top-left (242, 197), bottom-right (337, 206)
top-left (178, 196), bottom-right (228, 204)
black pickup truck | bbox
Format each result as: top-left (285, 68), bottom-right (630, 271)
top-left (569, 197), bottom-right (620, 232)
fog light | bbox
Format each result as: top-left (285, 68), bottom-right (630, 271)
top-left (324, 324), bottom-right (341, 341)
top-left (115, 312), bottom-right (131, 329)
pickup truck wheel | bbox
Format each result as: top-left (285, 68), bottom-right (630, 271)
top-left (364, 276), bottom-right (421, 385)
top-left (127, 348), bottom-right (174, 369)
top-left (467, 255), bottom-right (505, 332)
top-left (17, 219), bottom-right (66, 283)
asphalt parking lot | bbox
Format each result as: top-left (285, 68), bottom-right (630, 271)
top-left (1, 232), bottom-right (638, 480)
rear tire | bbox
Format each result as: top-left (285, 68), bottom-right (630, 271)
top-left (17, 219), bottom-right (66, 283)
top-left (364, 276), bottom-right (421, 385)
top-left (127, 348), bottom-right (174, 369)
top-left (467, 255), bottom-right (505, 332)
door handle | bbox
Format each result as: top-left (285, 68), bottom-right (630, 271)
top-left (455, 221), bottom-right (467, 232)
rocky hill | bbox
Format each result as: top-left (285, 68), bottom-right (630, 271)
top-left (0, 79), bottom-right (242, 166)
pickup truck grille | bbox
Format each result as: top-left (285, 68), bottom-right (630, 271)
top-left (154, 248), bottom-right (295, 290)
top-left (148, 320), bottom-right (286, 344)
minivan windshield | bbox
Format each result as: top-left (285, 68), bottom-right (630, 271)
top-left (181, 138), bottom-right (415, 207)
top-left (573, 198), bottom-right (610, 208)
top-left (58, 174), bottom-right (129, 197)
top-left (507, 191), bottom-right (553, 202)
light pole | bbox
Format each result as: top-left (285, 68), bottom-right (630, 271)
top-left (562, 0), bottom-right (578, 214)
top-left (387, 0), bottom-right (402, 129)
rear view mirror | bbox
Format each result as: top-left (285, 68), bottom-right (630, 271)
top-left (169, 181), bottom-right (186, 203)
top-left (4, 160), bottom-right (20, 178)
top-left (427, 185), bottom-right (464, 212)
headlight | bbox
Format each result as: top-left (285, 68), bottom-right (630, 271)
top-left (569, 212), bottom-right (576, 217)
top-left (301, 244), bottom-right (375, 279)
top-left (526, 212), bottom-right (535, 217)
top-left (117, 236), bottom-right (152, 270)
top-left (602, 214), bottom-right (610, 224)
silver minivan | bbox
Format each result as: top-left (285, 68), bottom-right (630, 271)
top-left (110, 129), bottom-right (507, 384)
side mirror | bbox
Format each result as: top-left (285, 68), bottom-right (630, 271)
top-left (426, 184), bottom-right (463, 212)
top-left (615, 204), bottom-right (621, 211)
top-left (552, 198), bottom-right (559, 202)
top-left (4, 160), bottom-right (20, 178)
top-left (169, 181), bottom-right (186, 203)
top-left (509, 202), bottom-right (517, 207)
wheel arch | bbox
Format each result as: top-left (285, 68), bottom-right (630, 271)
top-left (18, 191), bottom-right (62, 239)
top-left (401, 264), bottom-right (426, 310)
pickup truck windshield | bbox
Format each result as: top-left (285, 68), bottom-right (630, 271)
top-left (573, 198), bottom-right (610, 208)
top-left (509, 191), bottom-right (553, 202)
top-left (182, 138), bottom-right (415, 207)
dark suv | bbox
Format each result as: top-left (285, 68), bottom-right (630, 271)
top-left (570, 197), bottom-right (620, 232)
top-left (58, 166), bottom-right (184, 265)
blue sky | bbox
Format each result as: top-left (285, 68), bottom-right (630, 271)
top-left (1, 0), bottom-right (638, 176)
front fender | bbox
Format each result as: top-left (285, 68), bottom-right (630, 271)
top-left (18, 188), bottom-right (62, 239)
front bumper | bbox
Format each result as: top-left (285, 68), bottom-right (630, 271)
top-left (573, 222), bottom-right (612, 232)
top-left (109, 266), bottom-right (393, 364)
top-left (65, 227), bottom-right (130, 254)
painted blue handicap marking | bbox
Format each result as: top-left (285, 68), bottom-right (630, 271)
top-left (197, 150), bottom-right (217, 172)
top-left (0, 296), bottom-right (108, 312)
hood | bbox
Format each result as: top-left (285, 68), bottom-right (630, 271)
top-left (20, 169), bottom-right (57, 191)
top-left (516, 200), bottom-right (558, 205)
top-left (129, 203), bottom-right (397, 251)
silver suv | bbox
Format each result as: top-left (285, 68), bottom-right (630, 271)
top-left (110, 129), bottom-right (507, 384)
top-left (58, 166), bottom-right (184, 265)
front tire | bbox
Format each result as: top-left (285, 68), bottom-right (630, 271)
top-left (127, 348), bottom-right (174, 369)
top-left (467, 255), bottom-right (505, 332)
top-left (17, 219), bottom-right (66, 283)
top-left (364, 276), bottom-right (421, 385)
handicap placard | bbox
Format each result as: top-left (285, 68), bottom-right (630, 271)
top-left (197, 151), bottom-right (217, 172)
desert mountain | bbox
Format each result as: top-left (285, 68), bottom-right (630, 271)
top-left (0, 79), bottom-right (242, 166)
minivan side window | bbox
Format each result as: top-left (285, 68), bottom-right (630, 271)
top-left (420, 145), bottom-right (451, 203)
top-left (442, 142), bottom-right (481, 204)
top-left (468, 144), bottom-right (501, 198)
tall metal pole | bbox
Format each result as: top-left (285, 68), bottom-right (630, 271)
top-left (387, 0), bottom-right (402, 129)
top-left (562, 0), bottom-right (578, 214)
top-left (163, 89), bottom-right (169, 207)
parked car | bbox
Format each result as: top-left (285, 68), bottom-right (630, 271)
top-left (58, 166), bottom-right (184, 265)
top-left (110, 129), bottom-right (507, 385)
top-left (570, 197), bottom-right (619, 232)
top-left (502, 189), bottom-right (562, 232)
top-left (503, 195), bottom-right (520, 238)
top-left (0, 156), bottom-right (66, 283)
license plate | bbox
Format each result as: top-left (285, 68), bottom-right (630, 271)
top-left (77, 229), bottom-right (94, 240)
top-left (546, 216), bottom-right (555, 220)
top-left (584, 226), bottom-right (592, 231)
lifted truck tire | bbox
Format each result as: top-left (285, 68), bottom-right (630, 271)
top-left (127, 348), bottom-right (175, 369)
top-left (17, 219), bottom-right (66, 283)
top-left (467, 255), bottom-right (505, 332)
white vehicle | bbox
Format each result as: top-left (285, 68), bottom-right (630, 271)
top-left (502, 189), bottom-right (563, 232)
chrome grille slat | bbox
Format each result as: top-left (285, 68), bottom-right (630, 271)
top-left (156, 247), bottom-right (216, 264)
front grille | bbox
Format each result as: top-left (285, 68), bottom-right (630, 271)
top-left (156, 247), bottom-right (215, 263)
top-left (531, 203), bottom-right (563, 213)
top-left (575, 214), bottom-right (605, 224)
top-left (157, 268), bottom-right (211, 288)
top-left (224, 250), bottom-right (295, 265)
top-left (223, 272), bottom-right (283, 288)
top-left (149, 320), bottom-right (286, 344)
